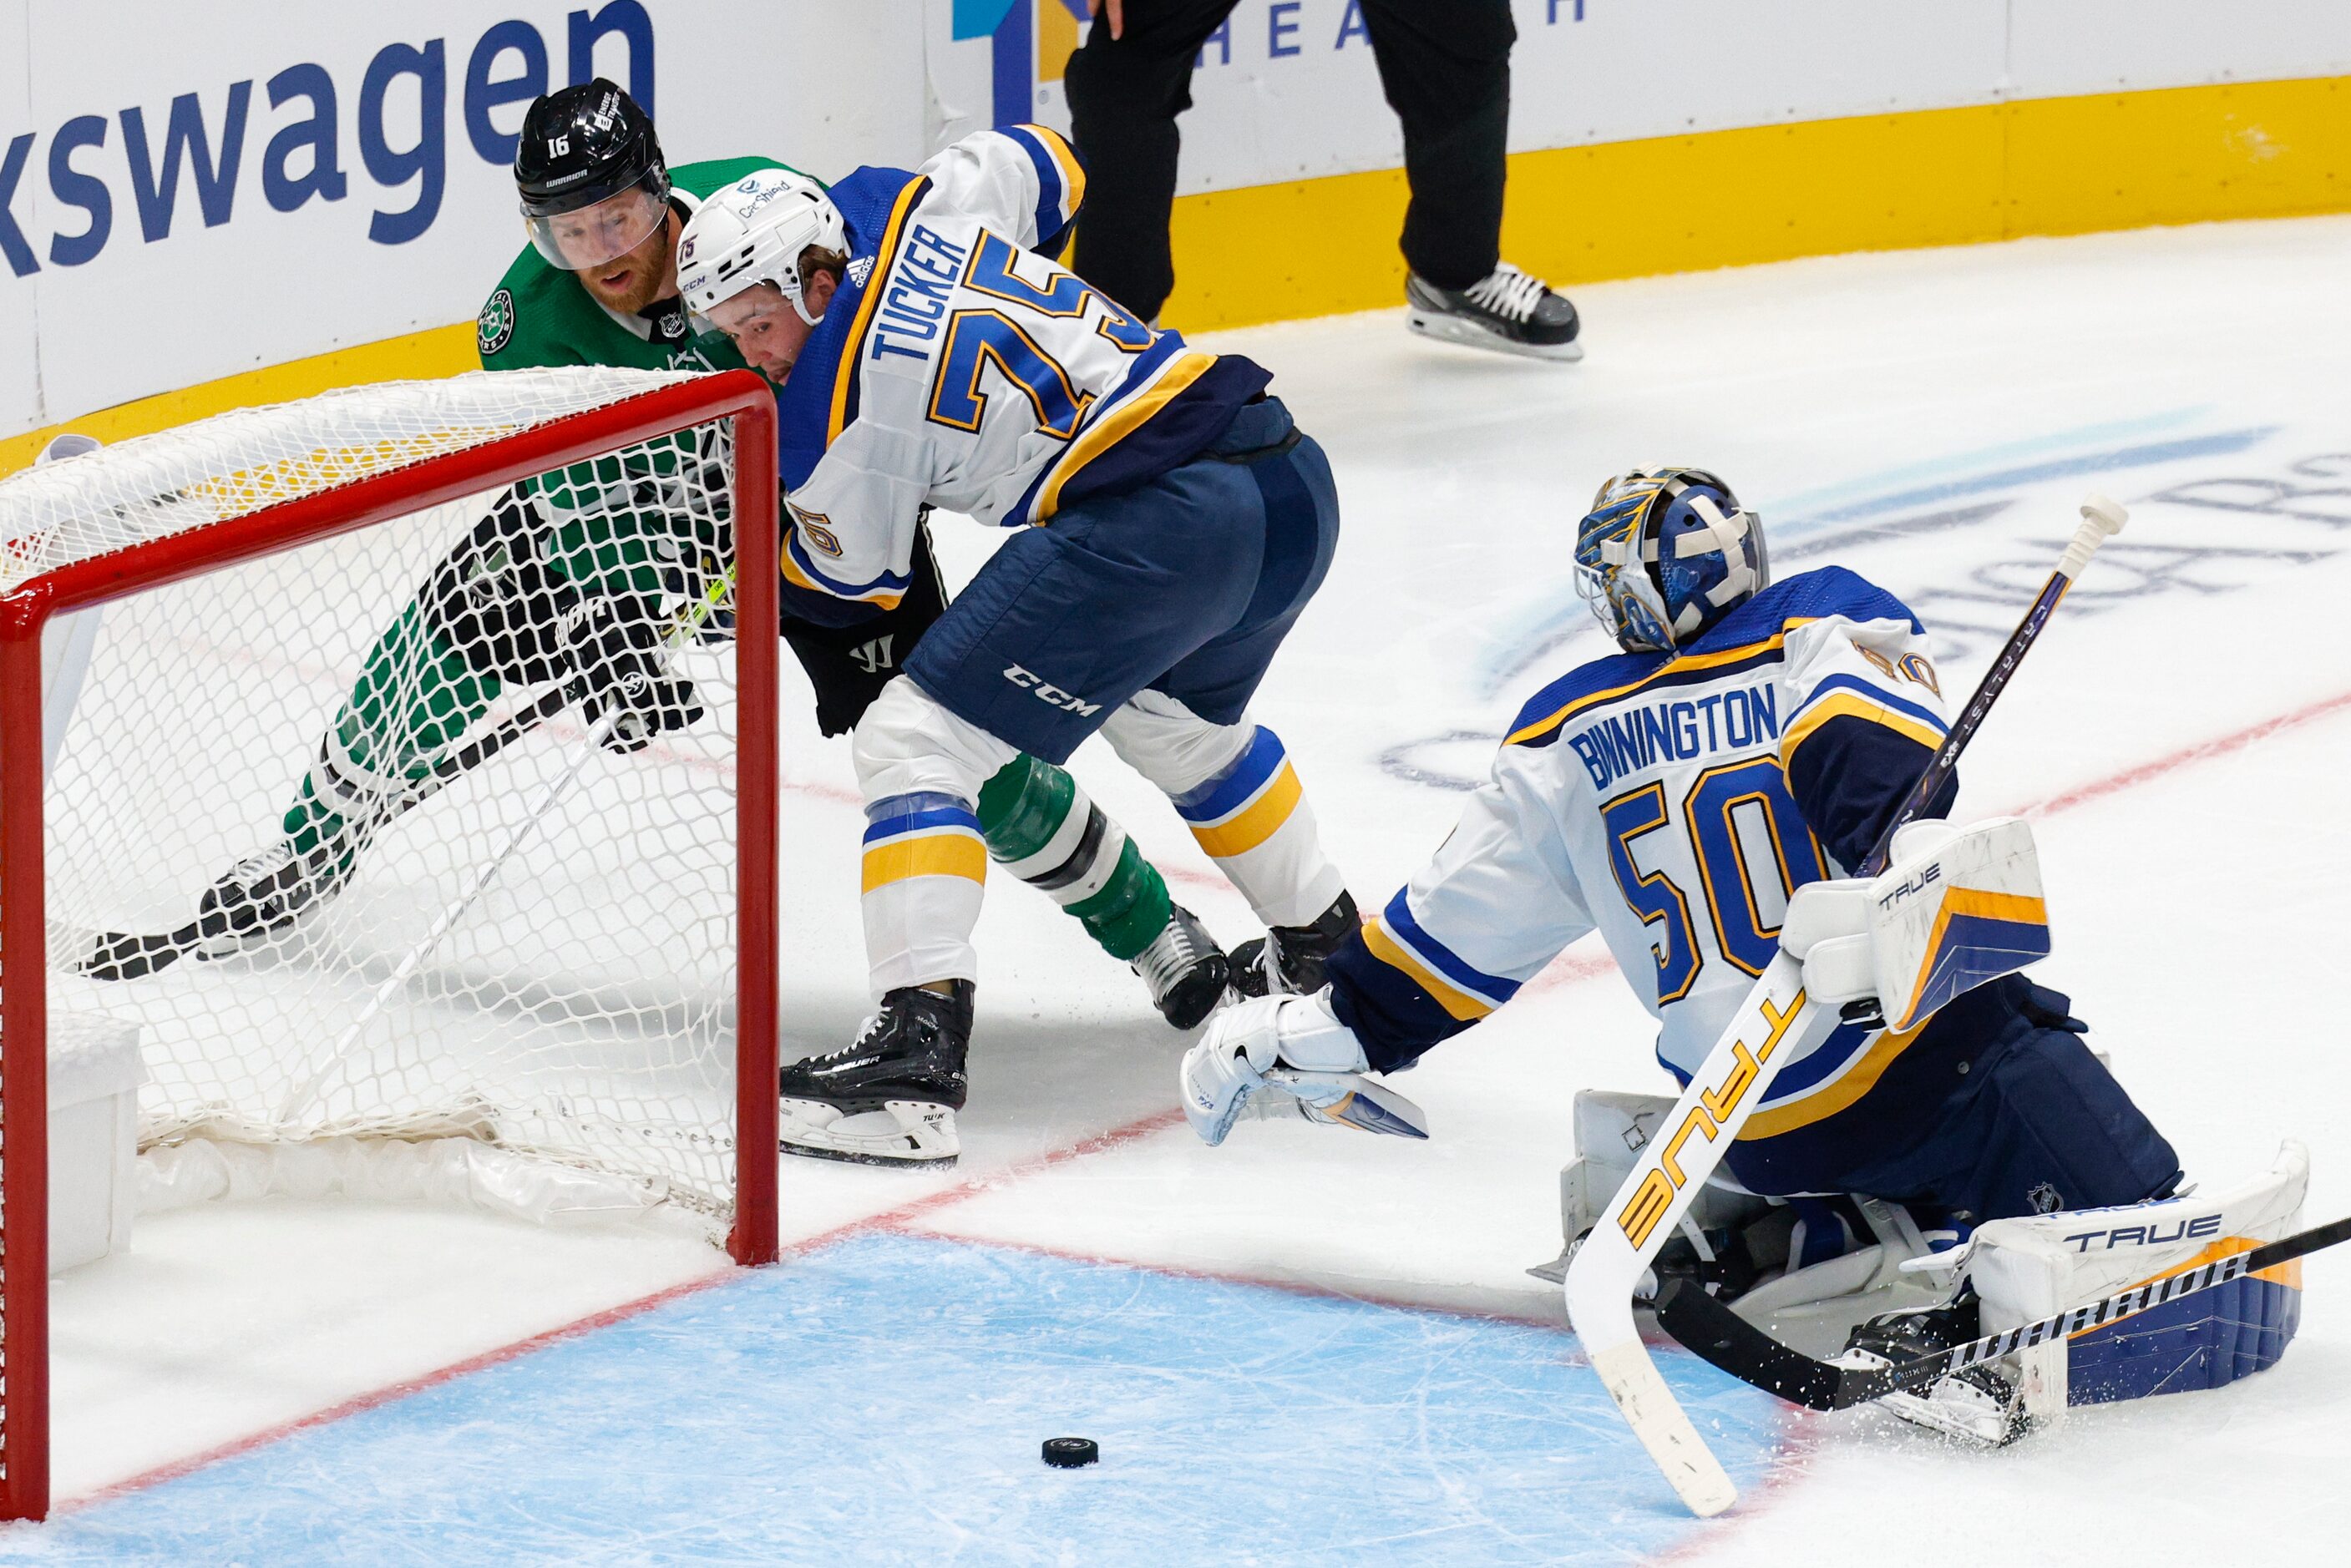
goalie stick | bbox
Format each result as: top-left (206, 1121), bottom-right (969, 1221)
top-left (1561, 495), bottom-right (2127, 1517)
top-left (1654, 1211), bottom-right (2351, 1411)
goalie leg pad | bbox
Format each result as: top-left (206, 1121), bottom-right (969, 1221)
top-left (1967, 1141), bottom-right (2308, 1409)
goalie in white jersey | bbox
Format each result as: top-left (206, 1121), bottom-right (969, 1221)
top-left (675, 127), bottom-right (1356, 1166)
top-left (1181, 468), bottom-right (2305, 1441)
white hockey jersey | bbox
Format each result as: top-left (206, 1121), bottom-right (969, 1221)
top-left (768, 125), bottom-right (1270, 610)
top-left (1325, 567), bottom-right (2000, 1191)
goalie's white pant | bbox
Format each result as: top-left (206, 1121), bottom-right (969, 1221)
top-left (852, 679), bottom-right (1344, 998)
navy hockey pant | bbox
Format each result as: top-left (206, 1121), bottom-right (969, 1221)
top-left (902, 397), bottom-right (1340, 764)
top-left (1832, 985), bottom-right (2183, 1226)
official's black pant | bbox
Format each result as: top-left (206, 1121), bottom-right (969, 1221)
top-left (1064, 0), bottom-right (1516, 321)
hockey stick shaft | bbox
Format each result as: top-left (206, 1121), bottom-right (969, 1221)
top-left (273, 566), bottom-right (737, 1123)
top-left (1658, 1211), bottom-right (2351, 1410)
top-left (1856, 495), bottom-right (2124, 877)
top-left (1564, 496), bottom-right (2126, 1515)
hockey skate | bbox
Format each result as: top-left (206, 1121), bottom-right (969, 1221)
top-left (1230, 890), bottom-right (1360, 998)
top-left (1130, 904), bottom-right (1230, 1029)
top-left (778, 980), bottom-right (972, 1166)
top-left (1836, 1300), bottom-right (2029, 1448)
top-left (78, 823), bottom-right (368, 981)
top-left (1406, 264), bottom-right (1582, 362)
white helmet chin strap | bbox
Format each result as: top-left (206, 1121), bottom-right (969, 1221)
top-left (787, 279), bottom-right (825, 329)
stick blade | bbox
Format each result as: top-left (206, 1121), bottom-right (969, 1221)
top-left (1587, 1339), bottom-right (1742, 1516)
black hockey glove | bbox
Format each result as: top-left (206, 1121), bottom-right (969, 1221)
top-left (562, 594), bottom-right (704, 753)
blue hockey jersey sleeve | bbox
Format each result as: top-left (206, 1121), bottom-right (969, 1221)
top-left (1774, 610), bottom-right (1957, 869)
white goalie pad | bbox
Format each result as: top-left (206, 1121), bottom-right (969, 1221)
top-left (1782, 817), bottom-right (2050, 1030)
top-left (1967, 1141), bottom-right (2308, 1423)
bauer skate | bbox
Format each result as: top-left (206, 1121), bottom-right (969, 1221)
top-left (1406, 264), bottom-right (1582, 362)
top-left (78, 825), bottom-right (368, 981)
top-left (1131, 904), bottom-right (1230, 1029)
top-left (778, 981), bottom-right (972, 1166)
top-left (1230, 890), bottom-right (1360, 999)
top-left (1836, 1300), bottom-right (2030, 1448)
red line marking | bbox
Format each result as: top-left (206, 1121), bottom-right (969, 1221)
top-left (2016, 687), bottom-right (2351, 819)
top-left (62, 1267), bottom-right (742, 1515)
top-left (59, 686), bottom-right (2351, 1513)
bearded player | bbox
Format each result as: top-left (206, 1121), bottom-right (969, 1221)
top-left (79, 83), bottom-right (1231, 1064)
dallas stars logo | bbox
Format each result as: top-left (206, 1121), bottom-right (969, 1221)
top-left (478, 289), bottom-right (516, 356)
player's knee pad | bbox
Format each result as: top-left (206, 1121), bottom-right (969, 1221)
top-left (422, 492), bottom-right (579, 685)
top-left (1968, 1141), bottom-right (2308, 1415)
top-left (851, 676), bottom-right (1017, 807)
top-left (1098, 690), bottom-right (1256, 796)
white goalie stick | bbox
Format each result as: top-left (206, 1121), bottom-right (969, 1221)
top-left (1561, 495), bottom-right (2128, 1516)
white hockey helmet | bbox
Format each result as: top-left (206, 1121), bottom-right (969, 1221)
top-left (675, 169), bottom-right (848, 329)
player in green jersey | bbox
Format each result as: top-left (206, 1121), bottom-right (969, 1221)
top-left (89, 82), bottom-right (1229, 1048)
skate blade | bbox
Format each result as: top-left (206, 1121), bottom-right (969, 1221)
top-left (778, 1098), bottom-right (959, 1167)
top-left (1406, 310), bottom-right (1585, 362)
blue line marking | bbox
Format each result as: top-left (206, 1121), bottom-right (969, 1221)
top-left (9, 1234), bottom-right (1788, 1565)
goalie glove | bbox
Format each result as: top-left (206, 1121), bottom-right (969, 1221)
top-left (1180, 992), bottom-right (1429, 1146)
top-left (562, 594), bottom-right (703, 753)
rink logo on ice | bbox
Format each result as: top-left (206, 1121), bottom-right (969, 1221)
top-left (0, 3), bottom-right (652, 271)
top-left (1003, 664), bottom-right (1100, 716)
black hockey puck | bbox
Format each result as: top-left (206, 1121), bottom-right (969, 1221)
top-left (1041, 1437), bottom-right (1099, 1469)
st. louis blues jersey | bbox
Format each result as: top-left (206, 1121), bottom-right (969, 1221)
top-left (769, 125), bottom-right (1270, 612)
top-left (1325, 566), bottom-right (2033, 1195)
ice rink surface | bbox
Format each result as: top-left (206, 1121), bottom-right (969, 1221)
top-left (10, 213), bottom-right (2351, 1563)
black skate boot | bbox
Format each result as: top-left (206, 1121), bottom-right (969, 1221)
top-left (78, 828), bottom-right (366, 981)
top-left (1406, 263), bottom-right (1582, 362)
top-left (1230, 890), bottom-right (1360, 999)
top-left (1130, 904), bottom-right (1230, 1030)
top-left (778, 980), bottom-right (974, 1166)
top-left (1837, 1298), bottom-right (2029, 1447)
top-left (195, 837), bottom-right (361, 954)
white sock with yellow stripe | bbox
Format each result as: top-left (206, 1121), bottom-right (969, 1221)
top-left (852, 677), bottom-right (1017, 998)
top-left (1102, 695), bottom-right (1345, 930)
top-left (859, 791), bottom-right (989, 995)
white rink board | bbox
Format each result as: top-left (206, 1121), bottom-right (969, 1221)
top-left (3, 1), bottom-right (2347, 436)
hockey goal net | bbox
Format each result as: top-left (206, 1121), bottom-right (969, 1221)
top-left (0, 367), bottom-right (780, 1516)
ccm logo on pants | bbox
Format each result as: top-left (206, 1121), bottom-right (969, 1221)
top-left (1003, 665), bottom-right (1102, 716)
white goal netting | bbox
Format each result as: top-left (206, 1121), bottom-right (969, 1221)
top-left (2, 368), bottom-right (765, 1237)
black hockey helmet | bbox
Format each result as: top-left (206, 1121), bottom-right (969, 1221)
top-left (514, 79), bottom-right (671, 269)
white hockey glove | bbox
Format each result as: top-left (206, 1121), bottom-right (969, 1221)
top-left (1180, 992), bottom-right (1429, 1146)
top-left (1779, 817), bottom-right (2048, 1029)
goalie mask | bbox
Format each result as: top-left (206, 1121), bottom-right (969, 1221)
top-left (1573, 467), bottom-right (1768, 653)
top-left (675, 169), bottom-right (848, 330)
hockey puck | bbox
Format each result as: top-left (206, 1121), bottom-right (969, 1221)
top-left (1041, 1437), bottom-right (1099, 1469)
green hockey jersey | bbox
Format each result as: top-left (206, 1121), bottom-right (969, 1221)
top-left (474, 155), bottom-right (800, 375)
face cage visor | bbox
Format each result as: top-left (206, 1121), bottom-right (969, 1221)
top-left (524, 172), bottom-right (671, 271)
top-left (1573, 489), bottom-right (1678, 653)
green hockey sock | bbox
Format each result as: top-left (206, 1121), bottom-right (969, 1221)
top-left (978, 755), bottom-right (1172, 963)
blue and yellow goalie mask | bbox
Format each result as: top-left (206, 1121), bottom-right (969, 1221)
top-left (1573, 467), bottom-right (1769, 653)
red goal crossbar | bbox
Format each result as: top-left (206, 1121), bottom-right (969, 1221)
top-left (0, 372), bottom-right (781, 1520)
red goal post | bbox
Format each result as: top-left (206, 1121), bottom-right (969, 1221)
top-left (0, 368), bottom-right (781, 1520)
